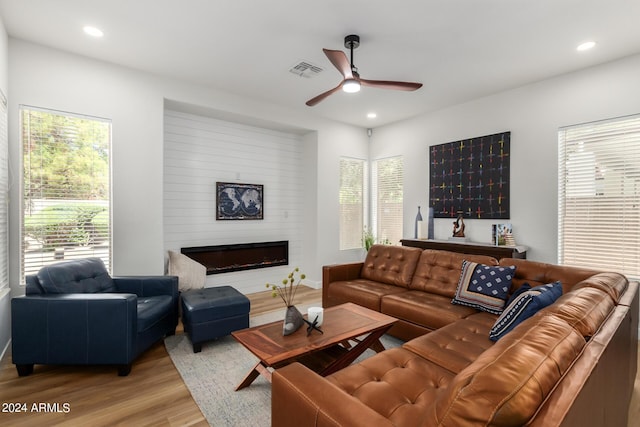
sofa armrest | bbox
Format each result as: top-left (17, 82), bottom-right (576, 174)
top-left (322, 262), bottom-right (363, 307)
top-left (272, 362), bottom-right (393, 427)
top-left (11, 294), bottom-right (137, 365)
top-left (113, 275), bottom-right (179, 299)
top-left (114, 276), bottom-right (179, 329)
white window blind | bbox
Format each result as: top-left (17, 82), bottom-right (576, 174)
top-left (558, 114), bottom-right (640, 280)
top-left (0, 90), bottom-right (8, 290)
top-left (21, 106), bottom-right (112, 282)
top-left (339, 157), bottom-right (367, 250)
top-left (372, 156), bottom-right (403, 245)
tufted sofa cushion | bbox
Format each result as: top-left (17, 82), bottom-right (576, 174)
top-left (35, 257), bottom-right (116, 294)
top-left (361, 245), bottom-right (422, 288)
top-left (409, 250), bottom-right (498, 298)
top-left (403, 317), bottom-right (496, 374)
top-left (327, 347), bottom-right (455, 426)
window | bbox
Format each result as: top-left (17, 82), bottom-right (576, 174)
top-left (558, 114), bottom-right (640, 279)
top-left (372, 156), bottom-right (403, 245)
top-left (0, 90), bottom-right (7, 291)
top-left (339, 157), bottom-right (367, 250)
top-left (21, 106), bottom-right (112, 282)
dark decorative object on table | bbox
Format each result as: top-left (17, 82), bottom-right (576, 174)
top-left (427, 207), bottom-right (435, 239)
top-left (283, 306), bottom-right (305, 336)
top-left (414, 206), bottom-right (423, 239)
top-left (452, 211), bottom-right (466, 237)
top-left (303, 316), bottom-right (324, 336)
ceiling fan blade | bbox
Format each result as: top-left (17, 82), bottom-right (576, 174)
top-left (323, 48), bottom-right (353, 79)
top-left (360, 78), bottom-right (423, 91)
top-left (305, 82), bottom-right (344, 106)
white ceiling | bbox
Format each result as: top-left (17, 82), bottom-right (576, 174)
top-left (1, 0), bottom-right (639, 128)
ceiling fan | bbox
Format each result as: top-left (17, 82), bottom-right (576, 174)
top-left (305, 34), bottom-right (423, 107)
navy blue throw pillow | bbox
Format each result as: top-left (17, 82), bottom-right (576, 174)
top-left (489, 281), bottom-right (563, 341)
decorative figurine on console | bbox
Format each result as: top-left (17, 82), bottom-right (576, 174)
top-left (452, 211), bottom-right (466, 238)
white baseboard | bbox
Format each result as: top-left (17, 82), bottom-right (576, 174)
top-left (306, 280), bottom-right (321, 290)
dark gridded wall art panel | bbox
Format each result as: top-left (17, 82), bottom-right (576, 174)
top-left (429, 131), bottom-right (510, 219)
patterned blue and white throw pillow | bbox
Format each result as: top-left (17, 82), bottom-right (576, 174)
top-left (489, 281), bottom-right (564, 341)
top-left (452, 261), bottom-right (516, 315)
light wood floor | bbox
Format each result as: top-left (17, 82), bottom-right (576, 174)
top-left (0, 286), bottom-right (321, 426)
top-left (1, 285), bottom-right (638, 427)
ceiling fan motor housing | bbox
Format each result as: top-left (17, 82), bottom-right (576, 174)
top-left (344, 34), bottom-right (360, 50)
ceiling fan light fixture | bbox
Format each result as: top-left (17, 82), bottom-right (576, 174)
top-left (342, 79), bottom-right (361, 93)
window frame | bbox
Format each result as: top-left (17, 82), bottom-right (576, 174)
top-left (339, 156), bottom-right (368, 251)
top-left (558, 113), bottom-right (640, 280)
top-left (20, 105), bottom-right (113, 283)
top-left (371, 155), bottom-right (404, 246)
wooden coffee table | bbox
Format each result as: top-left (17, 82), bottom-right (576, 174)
top-left (231, 302), bottom-right (396, 390)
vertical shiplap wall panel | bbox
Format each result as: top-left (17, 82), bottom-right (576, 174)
top-left (163, 110), bottom-right (306, 294)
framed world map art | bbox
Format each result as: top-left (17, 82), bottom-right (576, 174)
top-left (216, 182), bottom-right (263, 220)
top-left (429, 131), bottom-right (510, 219)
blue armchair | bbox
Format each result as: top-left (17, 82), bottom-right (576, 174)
top-left (11, 257), bottom-right (178, 376)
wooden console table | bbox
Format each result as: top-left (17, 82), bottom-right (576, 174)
top-left (401, 239), bottom-right (527, 260)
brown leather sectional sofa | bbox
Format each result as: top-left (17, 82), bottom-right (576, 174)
top-left (272, 245), bottom-right (639, 426)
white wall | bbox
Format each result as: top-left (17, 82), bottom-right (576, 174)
top-left (7, 38), bottom-right (369, 297)
top-left (372, 53), bottom-right (640, 263)
top-left (0, 14), bottom-right (10, 363)
top-left (163, 109), bottom-right (312, 294)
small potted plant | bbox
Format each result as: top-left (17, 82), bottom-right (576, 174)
top-left (362, 226), bottom-right (375, 251)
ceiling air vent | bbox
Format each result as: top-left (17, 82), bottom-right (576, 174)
top-left (289, 61), bottom-right (323, 78)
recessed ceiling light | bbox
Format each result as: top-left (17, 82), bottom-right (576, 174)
top-left (83, 26), bottom-right (104, 38)
top-left (577, 41), bottom-right (596, 52)
top-left (367, 112), bottom-right (377, 119)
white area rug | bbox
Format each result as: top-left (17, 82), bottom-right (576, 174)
top-left (165, 303), bottom-right (403, 426)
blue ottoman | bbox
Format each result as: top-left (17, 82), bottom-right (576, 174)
top-left (181, 286), bottom-right (250, 353)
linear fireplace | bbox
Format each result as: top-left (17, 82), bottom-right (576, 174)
top-left (181, 241), bottom-right (288, 275)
